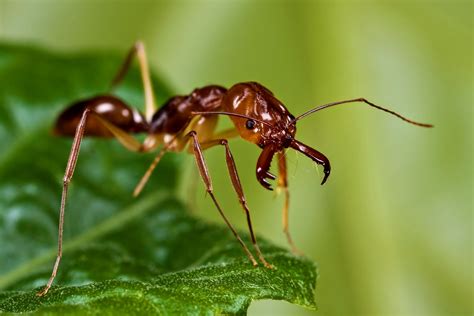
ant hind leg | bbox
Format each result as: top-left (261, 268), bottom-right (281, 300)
top-left (37, 109), bottom-right (93, 296)
top-left (38, 109), bottom-right (155, 297)
top-left (110, 41), bottom-right (157, 121)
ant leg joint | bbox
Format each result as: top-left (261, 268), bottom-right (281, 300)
top-left (134, 41), bottom-right (145, 50)
top-left (219, 139), bottom-right (228, 146)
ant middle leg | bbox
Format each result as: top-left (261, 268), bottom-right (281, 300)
top-left (201, 138), bottom-right (273, 268)
top-left (132, 132), bottom-right (184, 197)
top-left (133, 116), bottom-right (221, 197)
top-left (134, 127), bottom-right (258, 266)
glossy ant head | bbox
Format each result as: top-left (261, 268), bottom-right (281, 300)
top-left (221, 82), bottom-right (331, 190)
top-left (224, 82), bottom-right (297, 150)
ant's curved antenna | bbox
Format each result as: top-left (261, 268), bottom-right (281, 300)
top-left (192, 111), bottom-right (274, 127)
top-left (294, 98), bottom-right (433, 128)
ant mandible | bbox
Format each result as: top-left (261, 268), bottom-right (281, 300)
top-left (37, 41), bottom-right (432, 296)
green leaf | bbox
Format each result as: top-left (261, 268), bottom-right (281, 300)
top-left (0, 44), bottom-right (317, 314)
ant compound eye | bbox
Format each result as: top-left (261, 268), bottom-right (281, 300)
top-left (246, 119), bottom-right (256, 130)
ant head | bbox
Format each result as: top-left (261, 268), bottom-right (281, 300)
top-left (222, 82), bottom-right (331, 190)
top-left (223, 82), bottom-right (297, 150)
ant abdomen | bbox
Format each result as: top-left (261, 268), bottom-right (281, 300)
top-left (54, 95), bottom-right (148, 137)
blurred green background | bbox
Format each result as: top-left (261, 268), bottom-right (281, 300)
top-left (0, 1), bottom-right (472, 315)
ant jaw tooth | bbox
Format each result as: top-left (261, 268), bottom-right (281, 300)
top-left (258, 177), bottom-right (274, 191)
top-left (266, 171), bottom-right (276, 180)
top-left (265, 181), bottom-right (274, 191)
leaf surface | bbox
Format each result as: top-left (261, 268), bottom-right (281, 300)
top-left (0, 44), bottom-right (317, 314)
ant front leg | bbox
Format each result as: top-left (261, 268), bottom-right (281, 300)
top-left (201, 138), bottom-right (273, 268)
top-left (186, 132), bottom-right (259, 267)
top-left (277, 151), bottom-right (303, 255)
top-left (186, 128), bottom-right (239, 213)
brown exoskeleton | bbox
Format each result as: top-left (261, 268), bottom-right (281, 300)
top-left (37, 42), bottom-right (432, 296)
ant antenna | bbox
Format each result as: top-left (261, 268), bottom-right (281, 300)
top-left (294, 98), bottom-right (433, 128)
top-left (192, 111), bottom-right (273, 127)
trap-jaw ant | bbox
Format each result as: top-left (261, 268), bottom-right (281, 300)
top-left (37, 42), bottom-right (432, 296)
